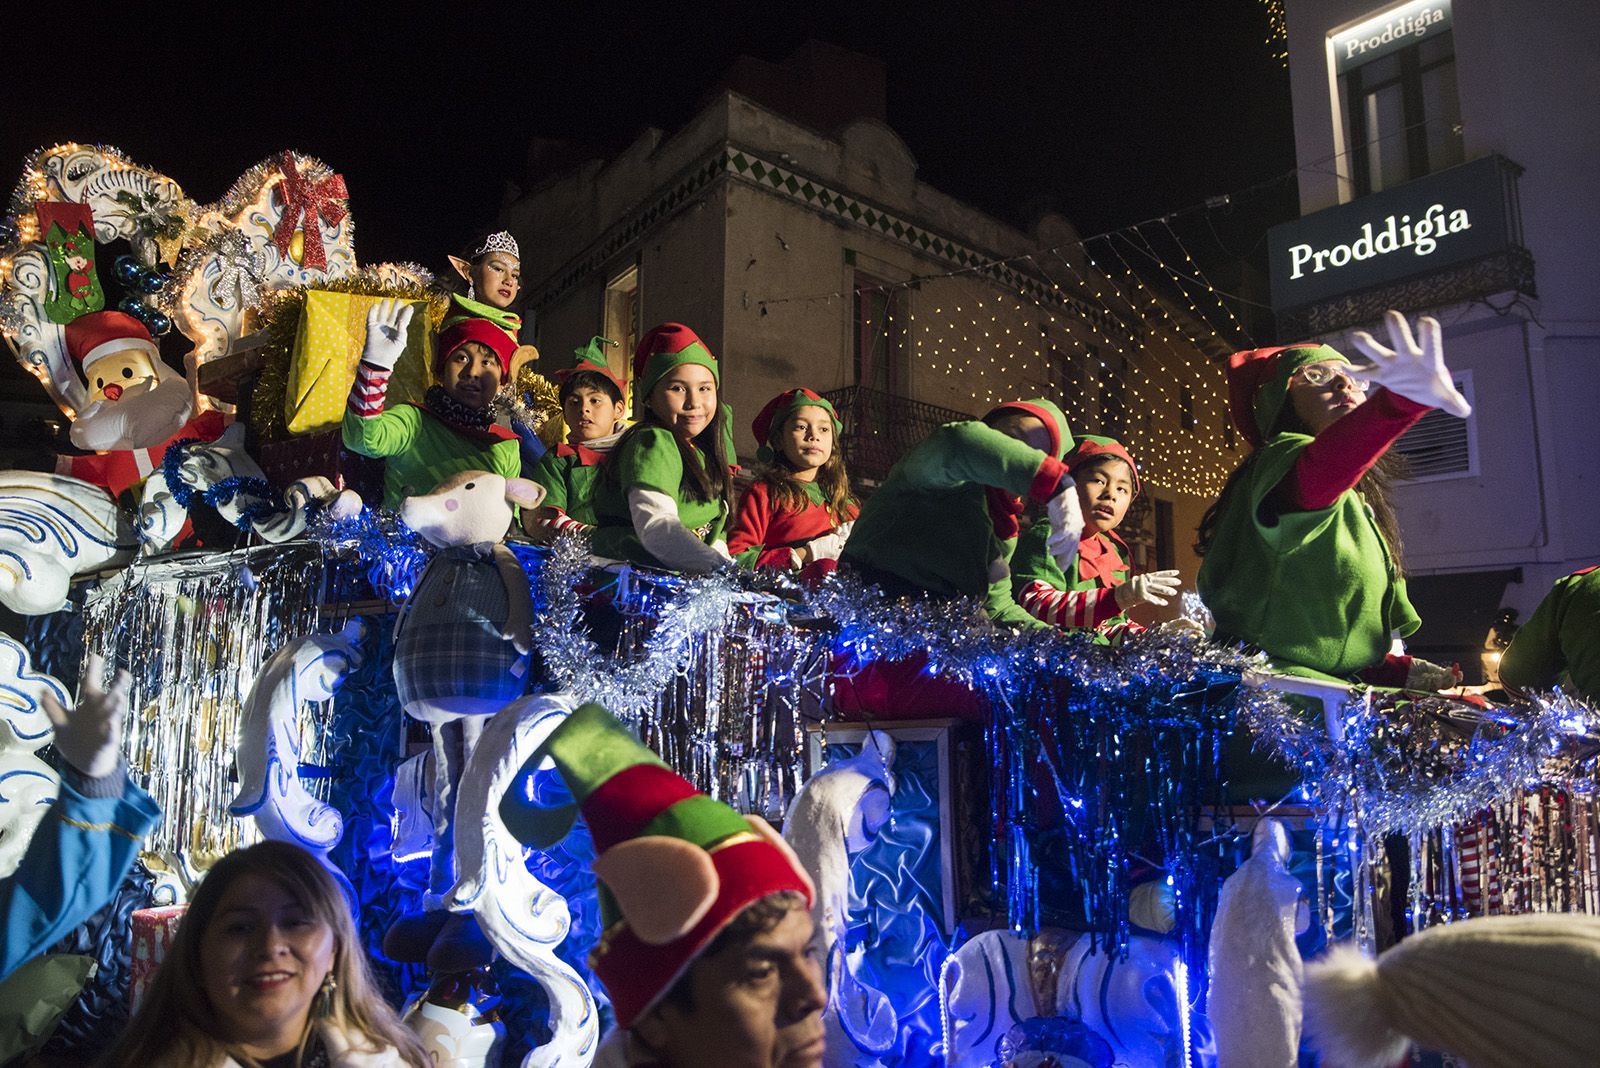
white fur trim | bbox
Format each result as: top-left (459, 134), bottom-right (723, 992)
top-left (81, 336), bottom-right (159, 371)
top-left (1302, 943), bottom-right (1410, 1068)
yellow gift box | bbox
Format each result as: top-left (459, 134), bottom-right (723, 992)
top-left (284, 290), bottom-right (432, 435)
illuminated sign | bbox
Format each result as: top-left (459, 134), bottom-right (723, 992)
top-left (1268, 155), bottom-right (1518, 312)
top-left (1331, 0), bottom-right (1453, 73)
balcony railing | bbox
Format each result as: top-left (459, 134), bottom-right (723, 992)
top-left (822, 385), bottom-right (972, 490)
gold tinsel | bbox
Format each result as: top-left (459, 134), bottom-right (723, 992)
top-left (247, 264), bottom-right (447, 443)
top-left (509, 365), bottom-right (565, 447)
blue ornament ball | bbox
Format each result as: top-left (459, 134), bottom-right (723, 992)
top-left (136, 265), bottom-right (170, 294)
top-left (113, 255), bottom-right (143, 286)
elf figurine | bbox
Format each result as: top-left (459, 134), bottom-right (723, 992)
top-left (590, 323), bottom-right (735, 573)
top-left (342, 301), bottom-right (521, 510)
top-left (728, 387), bottom-right (858, 576)
top-left (523, 337), bottom-right (628, 540)
top-left (1197, 311), bottom-right (1469, 688)
top-left (1011, 435), bottom-right (1180, 640)
top-left (839, 398), bottom-right (1082, 628)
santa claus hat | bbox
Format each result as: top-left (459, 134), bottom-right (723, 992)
top-left (513, 703), bottom-right (814, 1027)
top-left (751, 387), bottom-right (842, 463)
top-left (984, 397), bottom-right (1073, 461)
top-left (632, 323), bottom-right (719, 418)
top-left (435, 317), bottom-right (517, 377)
top-left (64, 310), bottom-right (158, 373)
top-left (1225, 344), bottom-right (1345, 448)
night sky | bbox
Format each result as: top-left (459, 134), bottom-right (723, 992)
top-left (1, 2), bottom-right (1296, 281)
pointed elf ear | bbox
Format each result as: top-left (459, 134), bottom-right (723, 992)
top-left (744, 814), bottom-right (817, 904)
top-left (592, 837), bottom-right (720, 945)
top-left (448, 255), bottom-right (474, 285)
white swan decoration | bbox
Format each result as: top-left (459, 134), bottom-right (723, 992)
top-left (0, 471), bottom-right (129, 615)
top-left (450, 690), bottom-right (598, 1068)
top-left (0, 633), bottom-right (69, 878)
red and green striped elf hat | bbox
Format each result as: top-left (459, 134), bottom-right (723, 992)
top-left (1068, 434), bottom-right (1141, 495)
top-left (751, 387), bottom-right (843, 462)
top-left (631, 322), bottom-right (720, 419)
top-left (516, 703), bottom-right (814, 1027)
top-left (985, 397), bottom-right (1073, 460)
top-left (556, 335), bottom-right (626, 398)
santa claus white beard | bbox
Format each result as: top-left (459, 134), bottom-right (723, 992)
top-left (69, 374), bottom-right (194, 452)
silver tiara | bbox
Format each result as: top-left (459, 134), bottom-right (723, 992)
top-left (472, 230), bottom-right (520, 260)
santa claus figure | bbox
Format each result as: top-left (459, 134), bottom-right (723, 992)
top-left (56, 310), bottom-right (224, 500)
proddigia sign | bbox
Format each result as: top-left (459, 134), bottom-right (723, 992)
top-left (1267, 155), bottom-right (1517, 312)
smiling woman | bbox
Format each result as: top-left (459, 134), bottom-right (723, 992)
top-left (100, 841), bottom-right (429, 1068)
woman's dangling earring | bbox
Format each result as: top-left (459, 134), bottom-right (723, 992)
top-left (467, 282), bottom-right (476, 301)
top-left (316, 973), bottom-right (337, 1018)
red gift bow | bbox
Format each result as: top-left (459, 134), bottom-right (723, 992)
top-left (271, 152), bottom-right (348, 272)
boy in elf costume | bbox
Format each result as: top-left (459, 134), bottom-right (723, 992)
top-left (1011, 435), bottom-right (1181, 640)
top-left (343, 301), bottom-right (521, 510)
top-left (839, 398), bottom-right (1082, 628)
top-left (1498, 565), bottom-right (1600, 703)
top-left (524, 337), bottom-right (629, 540)
top-left (510, 703), bottom-right (824, 1068)
top-left (728, 387), bottom-right (858, 574)
top-left (590, 323), bottom-right (735, 573)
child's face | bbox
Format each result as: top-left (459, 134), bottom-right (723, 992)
top-left (1287, 358), bottom-right (1366, 434)
top-left (563, 385), bottom-right (625, 444)
top-left (1075, 458), bottom-right (1135, 535)
top-left (472, 252), bottom-right (521, 309)
top-left (779, 405), bottom-right (834, 478)
top-left (439, 341), bottom-right (503, 411)
top-left (648, 363), bottom-right (717, 442)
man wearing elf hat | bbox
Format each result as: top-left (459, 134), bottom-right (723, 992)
top-left (840, 397), bottom-right (1083, 627)
top-left (524, 336), bottom-right (629, 540)
top-left (514, 703), bottom-right (825, 1068)
top-left (55, 309), bottom-right (226, 501)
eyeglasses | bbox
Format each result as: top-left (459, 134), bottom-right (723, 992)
top-left (1295, 362), bottom-right (1369, 391)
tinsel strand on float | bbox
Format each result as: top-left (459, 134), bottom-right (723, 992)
top-left (80, 544), bottom-right (333, 872)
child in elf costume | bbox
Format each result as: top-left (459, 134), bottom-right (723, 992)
top-left (728, 387), bottom-right (858, 575)
top-left (524, 336), bottom-right (629, 540)
top-left (1011, 435), bottom-right (1181, 639)
top-left (839, 398), bottom-right (1082, 628)
top-left (1197, 311), bottom-right (1469, 687)
top-left (444, 230), bottom-right (522, 338)
top-left (590, 323), bottom-right (734, 573)
top-left (343, 300), bottom-right (520, 509)
top-left (1498, 565), bottom-right (1600, 703)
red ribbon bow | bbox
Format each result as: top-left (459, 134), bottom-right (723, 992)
top-left (271, 152), bottom-right (348, 272)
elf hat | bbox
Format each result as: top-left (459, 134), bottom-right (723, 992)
top-left (632, 323), bottom-right (719, 417)
top-left (985, 397), bottom-right (1073, 461)
top-left (1068, 434), bottom-right (1140, 495)
top-left (556, 336), bottom-right (626, 399)
top-left (1303, 913), bottom-right (1600, 1068)
top-left (64, 310), bottom-right (159, 374)
top-left (1226, 344), bottom-right (1345, 448)
top-left (517, 703), bottom-right (814, 1028)
top-left (752, 388), bottom-right (842, 463)
top-left (436, 317), bottom-right (518, 377)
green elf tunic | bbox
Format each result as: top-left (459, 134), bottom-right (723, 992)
top-left (589, 426), bottom-right (727, 568)
top-left (840, 419), bottom-right (1070, 628)
top-left (1011, 524), bottom-right (1136, 638)
top-left (1499, 565), bottom-right (1600, 702)
top-left (529, 441), bottom-right (611, 528)
top-left (1197, 431), bottom-right (1420, 679)
top-left (342, 400), bottom-right (520, 510)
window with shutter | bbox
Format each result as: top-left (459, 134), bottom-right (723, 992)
top-left (1393, 369), bottom-right (1476, 481)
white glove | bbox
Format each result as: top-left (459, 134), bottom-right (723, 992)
top-left (1348, 310), bottom-right (1471, 417)
top-left (1045, 482), bottom-right (1082, 570)
top-left (1158, 617), bottom-right (1207, 639)
top-left (42, 654), bottom-right (129, 780)
top-left (802, 525), bottom-right (850, 564)
top-left (1115, 569), bottom-right (1183, 610)
top-left (361, 298), bottom-right (415, 372)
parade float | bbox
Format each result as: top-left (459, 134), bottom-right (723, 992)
top-left (1, 142), bottom-right (1595, 1068)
